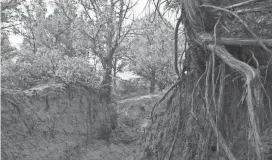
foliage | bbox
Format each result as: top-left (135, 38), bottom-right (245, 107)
top-left (1, 0), bottom-right (102, 90)
top-left (128, 15), bottom-right (179, 91)
top-left (1, 48), bottom-right (99, 89)
top-left (1, 33), bottom-right (16, 60)
top-left (119, 80), bottom-right (140, 95)
top-left (1, 0), bottom-right (19, 61)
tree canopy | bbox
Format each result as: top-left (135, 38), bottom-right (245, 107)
top-left (128, 14), bottom-right (178, 92)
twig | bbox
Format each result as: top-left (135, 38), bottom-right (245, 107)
top-left (151, 0), bottom-right (174, 29)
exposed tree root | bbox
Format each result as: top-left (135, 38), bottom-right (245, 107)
top-left (142, 1), bottom-right (272, 159)
top-left (164, 86), bottom-right (182, 160)
top-left (206, 44), bottom-right (262, 160)
top-left (224, 0), bottom-right (259, 9)
top-left (174, 12), bottom-right (182, 77)
top-left (204, 59), bottom-right (237, 160)
top-left (198, 34), bottom-right (272, 47)
top-left (150, 77), bottom-right (185, 122)
top-left (217, 63), bottom-right (225, 157)
top-left (201, 4), bottom-right (272, 55)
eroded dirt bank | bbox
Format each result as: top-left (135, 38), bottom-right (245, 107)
top-left (1, 82), bottom-right (162, 160)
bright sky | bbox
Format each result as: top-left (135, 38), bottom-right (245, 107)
top-left (117, 71), bottom-right (140, 80)
top-left (9, 34), bottom-right (23, 49)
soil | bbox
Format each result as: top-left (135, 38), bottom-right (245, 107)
top-left (1, 83), bottom-right (162, 160)
top-left (79, 93), bottom-right (162, 160)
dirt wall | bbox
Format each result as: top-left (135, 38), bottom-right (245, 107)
top-left (1, 82), bottom-right (117, 160)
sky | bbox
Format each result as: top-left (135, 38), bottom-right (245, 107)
top-left (117, 71), bottom-right (140, 80)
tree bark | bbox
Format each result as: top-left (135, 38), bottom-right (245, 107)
top-left (101, 57), bottom-right (113, 102)
top-left (150, 70), bottom-right (156, 93)
top-left (113, 57), bottom-right (117, 87)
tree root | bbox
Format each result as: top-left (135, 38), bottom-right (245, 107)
top-left (204, 59), bottom-right (237, 160)
top-left (150, 78), bottom-right (183, 122)
top-left (201, 4), bottom-right (272, 55)
top-left (206, 44), bottom-right (262, 160)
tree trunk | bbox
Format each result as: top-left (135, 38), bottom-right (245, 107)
top-left (150, 70), bottom-right (156, 93)
top-left (101, 57), bottom-right (113, 102)
top-left (113, 57), bottom-right (117, 87)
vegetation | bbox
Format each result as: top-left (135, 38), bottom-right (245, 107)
top-left (1, 0), bottom-right (272, 160)
top-left (142, 0), bottom-right (272, 160)
top-left (128, 15), bottom-right (178, 93)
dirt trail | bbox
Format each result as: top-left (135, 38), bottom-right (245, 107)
top-left (80, 93), bottom-right (162, 160)
top-left (118, 93), bottom-right (162, 104)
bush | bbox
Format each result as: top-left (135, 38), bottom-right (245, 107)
top-left (1, 50), bottom-right (100, 90)
top-left (119, 80), bottom-right (139, 95)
